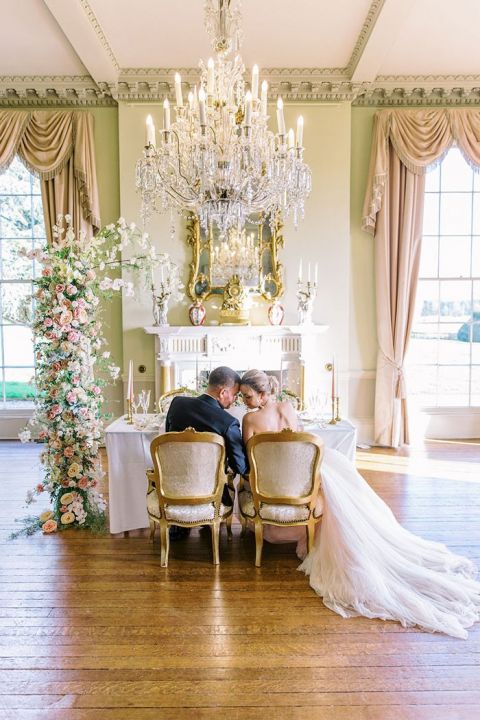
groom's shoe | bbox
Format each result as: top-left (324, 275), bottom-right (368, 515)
top-left (169, 526), bottom-right (191, 541)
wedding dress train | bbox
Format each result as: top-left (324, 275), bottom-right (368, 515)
top-left (297, 448), bottom-right (480, 639)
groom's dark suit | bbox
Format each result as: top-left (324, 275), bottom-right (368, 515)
top-left (165, 394), bottom-right (249, 504)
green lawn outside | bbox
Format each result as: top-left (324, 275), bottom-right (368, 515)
top-left (4, 381), bottom-right (36, 400)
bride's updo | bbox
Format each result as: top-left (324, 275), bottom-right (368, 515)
top-left (241, 369), bottom-right (279, 396)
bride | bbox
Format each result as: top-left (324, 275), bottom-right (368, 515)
top-left (239, 369), bottom-right (480, 639)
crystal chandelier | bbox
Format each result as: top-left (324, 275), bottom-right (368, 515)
top-left (135, 0), bottom-right (311, 236)
top-left (212, 227), bottom-right (259, 286)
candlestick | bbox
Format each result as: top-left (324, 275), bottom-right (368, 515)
top-left (328, 397), bottom-right (337, 425)
top-left (126, 398), bottom-right (133, 424)
top-left (145, 115), bottom-right (156, 147)
top-left (174, 72), bottom-right (183, 107)
top-left (335, 396), bottom-right (341, 422)
top-left (251, 64), bottom-right (259, 100)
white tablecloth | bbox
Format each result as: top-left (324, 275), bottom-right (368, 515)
top-left (105, 415), bottom-right (357, 534)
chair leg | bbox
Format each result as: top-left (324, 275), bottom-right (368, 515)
top-left (226, 512), bottom-right (233, 541)
top-left (307, 520), bottom-right (316, 555)
top-left (254, 520), bottom-right (263, 568)
top-left (149, 519), bottom-right (156, 543)
top-left (239, 513), bottom-right (247, 537)
top-left (159, 521), bottom-right (170, 567)
top-left (211, 521), bottom-right (220, 565)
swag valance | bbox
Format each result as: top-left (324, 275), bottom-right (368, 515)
top-left (362, 109), bottom-right (480, 234)
top-left (0, 110), bottom-right (100, 240)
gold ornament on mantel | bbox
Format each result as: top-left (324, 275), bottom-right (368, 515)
top-left (219, 275), bottom-right (250, 325)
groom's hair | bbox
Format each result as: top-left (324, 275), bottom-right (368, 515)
top-left (208, 366), bottom-right (241, 389)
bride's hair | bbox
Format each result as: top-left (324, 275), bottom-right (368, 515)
top-left (241, 369), bottom-right (279, 396)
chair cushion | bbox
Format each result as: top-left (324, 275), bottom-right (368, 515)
top-left (238, 489), bottom-right (310, 523)
top-left (147, 489), bottom-right (231, 523)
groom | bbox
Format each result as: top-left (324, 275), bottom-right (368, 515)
top-left (165, 365), bottom-right (248, 514)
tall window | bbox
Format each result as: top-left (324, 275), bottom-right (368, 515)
top-left (0, 157), bottom-right (45, 407)
top-left (407, 148), bottom-right (480, 407)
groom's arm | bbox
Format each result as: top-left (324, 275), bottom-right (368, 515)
top-left (224, 419), bottom-right (249, 476)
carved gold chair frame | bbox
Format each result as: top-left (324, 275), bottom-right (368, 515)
top-left (186, 212), bottom-right (284, 301)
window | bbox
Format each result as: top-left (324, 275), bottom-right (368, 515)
top-left (0, 157), bottom-right (45, 408)
top-left (407, 148), bottom-right (480, 408)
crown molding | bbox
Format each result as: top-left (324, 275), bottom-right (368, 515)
top-left (347, 0), bottom-right (386, 76)
top-left (354, 75), bottom-right (480, 106)
top-left (0, 75), bottom-right (116, 107)
top-left (78, 0), bottom-right (120, 73)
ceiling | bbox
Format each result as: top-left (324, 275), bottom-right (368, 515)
top-left (1, 0), bottom-right (479, 105)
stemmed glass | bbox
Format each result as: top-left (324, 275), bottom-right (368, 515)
top-left (139, 389), bottom-right (151, 415)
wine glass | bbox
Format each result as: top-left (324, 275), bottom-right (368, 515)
top-left (139, 389), bottom-right (151, 415)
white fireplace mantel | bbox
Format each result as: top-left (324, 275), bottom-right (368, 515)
top-left (144, 324), bottom-right (328, 401)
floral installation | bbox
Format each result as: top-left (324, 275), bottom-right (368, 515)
top-left (151, 259), bottom-right (184, 326)
top-left (15, 214), bottom-right (167, 537)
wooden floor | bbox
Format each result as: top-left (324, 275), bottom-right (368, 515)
top-left (1, 439), bottom-right (479, 720)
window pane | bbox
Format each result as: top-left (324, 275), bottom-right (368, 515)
top-left (438, 336), bottom-right (470, 365)
top-left (407, 337), bottom-right (438, 365)
top-left (3, 325), bottom-right (35, 366)
top-left (440, 193), bottom-right (472, 235)
top-left (414, 280), bottom-right (439, 323)
top-left (473, 193), bottom-right (480, 235)
top-left (439, 280), bottom-right (471, 318)
top-left (4, 367), bottom-right (36, 404)
top-left (437, 366), bottom-right (469, 406)
top-left (423, 193), bottom-right (439, 235)
top-left (439, 236), bottom-right (471, 277)
top-left (425, 164), bottom-right (440, 192)
top-left (419, 236), bottom-right (438, 278)
top-left (1, 238), bottom-right (35, 280)
top-left (473, 237), bottom-right (480, 277)
top-left (440, 148), bottom-right (474, 191)
top-left (0, 283), bottom-right (33, 324)
top-left (471, 366), bottom-right (480, 406)
top-left (0, 195), bottom-right (38, 238)
top-left (31, 196), bottom-right (46, 238)
top-left (406, 365), bottom-right (438, 406)
top-left (0, 158), bottom-right (38, 195)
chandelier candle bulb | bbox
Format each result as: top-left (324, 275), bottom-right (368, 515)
top-left (308, 262), bottom-right (311, 283)
top-left (287, 129), bottom-right (295, 150)
top-left (207, 58), bottom-right (215, 94)
top-left (198, 88), bottom-right (207, 125)
top-left (276, 97), bottom-right (286, 136)
top-left (296, 115), bottom-right (304, 148)
top-left (188, 91), bottom-right (194, 110)
top-left (261, 80), bottom-right (268, 115)
top-left (245, 91), bottom-right (252, 126)
top-left (298, 257), bottom-right (303, 282)
top-left (163, 99), bottom-right (170, 131)
top-left (174, 73), bottom-right (183, 107)
top-left (145, 115), bottom-right (156, 147)
top-left (251, 64), bottom-right (259, 100)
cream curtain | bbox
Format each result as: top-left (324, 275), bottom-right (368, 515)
top-left (362, 109), bottom-right (480, 447)
top-left (0, 110), bottom-right (100, 243)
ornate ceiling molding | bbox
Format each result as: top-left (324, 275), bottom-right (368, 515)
top-left (347, 0), bottom-right (386, 76)
top-left (354, 75), bottom-right (480, 106)
top-left (79, 0), bottom-right (120, 73)
top-left (0, 76), bottom-right (116, 107)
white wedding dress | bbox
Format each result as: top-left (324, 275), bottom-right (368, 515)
top-left (296, 448), bottom-right (480, 639)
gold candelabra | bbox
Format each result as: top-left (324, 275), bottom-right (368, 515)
top-left (126, 398), bottom-right (134, 425)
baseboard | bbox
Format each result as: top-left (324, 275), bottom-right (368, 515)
top-left (349, 416), bottom-right (375, 446)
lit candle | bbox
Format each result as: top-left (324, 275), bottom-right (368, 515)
top-left (296, 115), bottom-right (304, 147)
top-left (163, 98), bottom-right (170, 131)
top-left (261, 80), bottom-right (268, 116)
top-left (244, 91), bottom-right (252, 126)
top-left (145, 115), bottom-right (156, 147)
top-left (251, 64), bottom-right (259, 100)
top-left (198, 88), bottom-right (207, 125)
top-left (207, 58), bottom-right (215, 95)
top-left (174, 73), bottom-right (183, 107)
top-left (287, 128), bottom-right (294, 150)
top-left (127, 360), bottom-right (134, 403)
top-left (298, 257), bottom-right (303, 282)
top-left (276, 97), bottom-right (286, 136)
top-left (188, 91), bottom-right (194, 110)
top-left (314, 262), bottom-right (318, 285)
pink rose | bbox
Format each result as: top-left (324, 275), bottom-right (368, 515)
top-left (76, 299), bottom-right (87, 309)
top-left (86, 270), bottom-right (96, 281)
top-left (66, 284), bottom-right (77, 295)
top-left (42, 268), bottom-right (52, 277)
top-left (55, 284), bottom-right (65, 293)
top-left (91, 385), bottom-right (101, 395)
top-left (51, 404), bottom-right (62, 417)
top-left (38, 431), bottom-right (47, 440)
top-left (43, 317), bottom-right (53, 327)
top-left (77, 477), bottom-right (88, 489)
top-left (72, 375), bottom-right (80, 386)
top-left (36, 484), bottom-right (44, 493)
top-left (59, 310), bottom-right (73, 326)
top-left (67, 330), bottom-right (80, 343)
top-left (66, 391), bottom-right (76, 405)
top-left (64, 446), bottom-right (74, 458)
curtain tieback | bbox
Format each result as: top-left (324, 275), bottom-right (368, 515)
top-left (380, 352), bottom-right (406, 400)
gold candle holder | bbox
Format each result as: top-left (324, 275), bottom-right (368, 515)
top-left (126, 398), bottom-right (134, 425)
top-left (328, 397), bottom-right (337, 425)
top-left (335, 396), bottom-right (341, 422)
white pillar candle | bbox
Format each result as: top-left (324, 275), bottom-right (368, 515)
top-left (287, 128), bottom-right (294, 150)
top-left (244, 91), bottom-right (252, 126)
top-left (251, 64), bottom-right (259, 100)
top-left (163, 98), bottom-right (170, 131)
top-left (260, 80), bottom-right (268, 116)
top-left (127, 360), bottom-right (134, 403)
top-left (198, 88), bottom-right (207, 125)
top-left (207, 58), bottom-right (215, 95)
top-left (145, 115), bottom-right (156, 147)
top-left (276, 97), bottom-right (286, 136)
top-left (296, 115), bottom-right (304, 148)
top-left (174, 73), bottom-right (183, 107)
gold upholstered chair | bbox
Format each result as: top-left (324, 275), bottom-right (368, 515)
top-left (280, 389), bottom-right (303, 411)
top-left (146, 429), bottom-right (234, 567)
top-left (238, 429), bottom-right (324, 567)
top-left (158, 387), bottom-right (199, 414)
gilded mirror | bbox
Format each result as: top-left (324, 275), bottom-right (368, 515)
top-left (186, 213), bottom-right (284, 301)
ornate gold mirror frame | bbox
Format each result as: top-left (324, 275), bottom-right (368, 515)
top-left (186, 213), bottom-right (284, 301)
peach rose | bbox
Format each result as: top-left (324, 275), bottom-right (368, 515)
top-left (42, 519), bottom-right (57, 533)
top-left (60, 512), bottom-right (75, 525)
top-left (39, 510), bottom-right (53, 523)
top-left (36, 484), bottom-right (45, 493)
top-left (63, 446), bottom-right (74, 458)
top-left (77, 477), bottom-right (88, 489)
top-left (60, 492), bottom-right (74, 505)
top-left (59, 310), bottom-right (73, 326)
